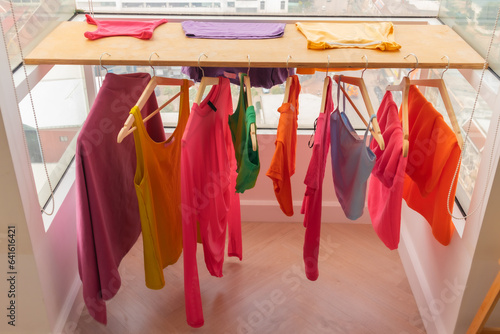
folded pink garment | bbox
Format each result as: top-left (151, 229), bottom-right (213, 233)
top-left (84, 14), bottom-right (167, 40)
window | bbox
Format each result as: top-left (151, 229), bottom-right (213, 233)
top-left (18, 65), bottom-right (88, 207)
top-left (1, 0), bottom-right (74, 70)
top-left (75, 0), bottom-right (440, 16)
top-left (7, 0), bottom-right (500, 226)
top-left (439, 0), bottom-right (500, 75)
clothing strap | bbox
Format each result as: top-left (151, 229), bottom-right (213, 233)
top-left (336, 75), bottom-right (341, 108)
top-left (335, 75), bottom-right (346, 112)
top-left (239, 73), bottom-right (246, 102)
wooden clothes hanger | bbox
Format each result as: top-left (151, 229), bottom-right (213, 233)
top-left (333, 55), bottom-right (385, 150)
top-left (241, 55), bottom-right (257, 151)
top-left (283, 55), bottom-right (293, 103)
top-left (320, 56), bottom-right (331, 114)
top-left (409, 56), bottom-right (464, 148)
top-left (386, 53), bottom-right (417, 157)
top-left (117, 52), bottom-right (194, 143)
top-left (194, 53), bottom-right (219, 105)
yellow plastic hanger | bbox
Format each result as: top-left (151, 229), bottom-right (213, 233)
top-left (194, 53), bottom-right (219, 105)
top-left (386, 53), bottom-right (417, 157)
top-left (333, 55), bottom-right (385, 150)
top-left (117, 52), bottom-right (194, 143)
top-left (409, 56), bottom-right (463, 148)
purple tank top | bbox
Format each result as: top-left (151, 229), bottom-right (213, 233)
top-left (330, 77), bottom-right (376, 220)
top-left (181, 21), bottom-right (286, 39)
top-left (181, 66), bottom-right (292, 89)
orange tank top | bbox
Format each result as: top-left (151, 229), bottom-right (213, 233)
top-left (266, 75), bottom-right (301, 216)
top-left (131, 79), bottom-right (190, 289)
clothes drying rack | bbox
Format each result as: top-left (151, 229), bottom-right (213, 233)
top-left (24, 22), bottom-right (485, 69)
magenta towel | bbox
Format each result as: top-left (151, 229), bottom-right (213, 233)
top-left (76, 73), bottom-right (165, 324)
top-left (367, 91), bottom-right (407, 250)
top-left (181, 20), bottom-right (285, 39)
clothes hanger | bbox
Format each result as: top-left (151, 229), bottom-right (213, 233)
top-left (386, 53), bottom-right (417, 157)
top-left (283, 55), bottom-right (293, 103)
top-left (98, 52), bottom-right (111, 88)
top-left (117, 52), bottom-right (194, 143)
top-left (99, 52), bottom-right (110, 74)
top-left (320, 55), bottom-right (331, 114)
top-left (242, 54), bottom-right (257, 151)
top-left (333, 55), bottom-right (385, 150)
top-left (194, 53), bottom-right (220, 105)
top-left (408, 56), bottom-right (463, 148)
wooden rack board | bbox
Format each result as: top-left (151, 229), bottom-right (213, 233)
top-left (25, 21), bottom-right (485, 69)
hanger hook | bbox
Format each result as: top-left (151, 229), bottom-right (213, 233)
top-left (198, 53), bottom-right (208, 78)
top-left (404, 53), bottom-right (419, 77)
top-left (326, 55), bottom-right (330, 77)
top-left (99, 52), bottom-right (111, 74)
top-left (361, 54), bottom-right (368, 78)
top-left (247, 54), bottom-right (251, 77)
top-left (286, 55), bottom-right (292, 76)
top-left (441, 55), bottom-right (450, 79)
top-left (149, 52), bottom-right (159, 77)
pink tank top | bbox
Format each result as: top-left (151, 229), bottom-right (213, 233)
top-left (181, 77), bottom-right (241, 327)
top-left (302, 76), bottom-right (333, 281)
top-left (84, 15), bottom-right (167, 40)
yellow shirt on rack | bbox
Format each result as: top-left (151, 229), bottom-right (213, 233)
top-left (296, 22), bottom-right (401, 51)
top-left (131, 80), bottom-right (191, 290)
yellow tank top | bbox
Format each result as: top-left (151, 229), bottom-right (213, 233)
top-left (131, 79), bottom-right (190, 289)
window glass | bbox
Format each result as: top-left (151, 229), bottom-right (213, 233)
top-left (19, 65), bottom-right (88, 207)
top-left (75, 0), bottom-right (440, 16)
top-left (439, 0), bottom-right (500, 75)
top-left (1, 0), bottom-right (74, 70)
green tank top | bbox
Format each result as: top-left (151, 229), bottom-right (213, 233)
top-left (228, 74), bottom-right (260, 193)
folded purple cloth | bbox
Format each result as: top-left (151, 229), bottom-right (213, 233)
top-left (181, 66), bottom-right (294, 89)
top-left (181, 20), bottom-right (286, 39)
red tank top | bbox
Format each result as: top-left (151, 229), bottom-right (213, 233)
top-left (84, 15), bottom-right (167, 40)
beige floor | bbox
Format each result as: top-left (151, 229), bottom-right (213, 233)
top-left (75, 222), bottom-right (426, 334)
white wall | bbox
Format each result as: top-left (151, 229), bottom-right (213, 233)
top-left (0, 30), bottom-right (81, 333)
